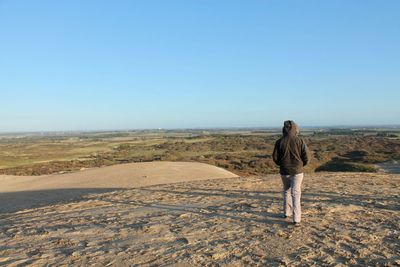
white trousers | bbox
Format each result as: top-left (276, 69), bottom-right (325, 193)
top-left (281, 173), bottom-right (304, 223)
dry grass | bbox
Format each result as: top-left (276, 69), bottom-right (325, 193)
top-left (0, 130), bottom-right (399, 176)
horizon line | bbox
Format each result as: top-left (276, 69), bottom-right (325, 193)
top-left (1, 124), bottom-right (400, 134)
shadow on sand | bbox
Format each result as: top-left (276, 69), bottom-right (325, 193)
top-left (0, 186), bottom-right (287, 227)
top-left (0, 188), bottom-right (122, 214)
top-left (2, 180), bottom-right (397, 218)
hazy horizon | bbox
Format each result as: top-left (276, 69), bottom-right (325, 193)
top-left (1, 124), bottom-right (400, 135)
top-left (1, 1), bottom-right (399, 132)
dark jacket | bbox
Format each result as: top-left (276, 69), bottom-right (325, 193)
top-left (272, 120), bottom-right (309, 175)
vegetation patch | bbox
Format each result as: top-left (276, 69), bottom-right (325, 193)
top-left (0, 130), bottom-right (399, 176)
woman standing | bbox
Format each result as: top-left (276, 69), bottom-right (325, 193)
top-left (272, 120), bottom-right (309, 226)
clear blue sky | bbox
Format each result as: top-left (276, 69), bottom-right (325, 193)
top-left (1, 0), bottom-right (399, 131)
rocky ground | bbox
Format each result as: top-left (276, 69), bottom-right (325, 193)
top-left (1, 172), bottom-right (399, 266)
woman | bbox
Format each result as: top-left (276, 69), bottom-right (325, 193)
top-left (272, 120), bottom-right (309, 226)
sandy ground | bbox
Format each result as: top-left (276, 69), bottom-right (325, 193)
top-left (0, 162), bottom-right (237, 213)
top-left (0, 165), bottom-right (399, 266)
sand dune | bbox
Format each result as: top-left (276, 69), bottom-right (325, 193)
top-left (0, 167), bottom-right (399, 266)
top-left (0, 162), bottom-right (238, 213)
top-left (0, 161), bottom-right (238, 192)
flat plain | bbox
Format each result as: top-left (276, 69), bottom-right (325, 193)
top-left (1, 128), bottom-right (399, 176)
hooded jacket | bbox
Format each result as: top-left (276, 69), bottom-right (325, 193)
top-left (272, 120), bottom-right (309, 175)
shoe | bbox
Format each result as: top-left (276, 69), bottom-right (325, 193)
top-left (293, 222), bottom-right (301, 227)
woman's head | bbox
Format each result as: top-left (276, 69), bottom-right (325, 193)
top-left (282, 120), bottom-right (299, 136)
